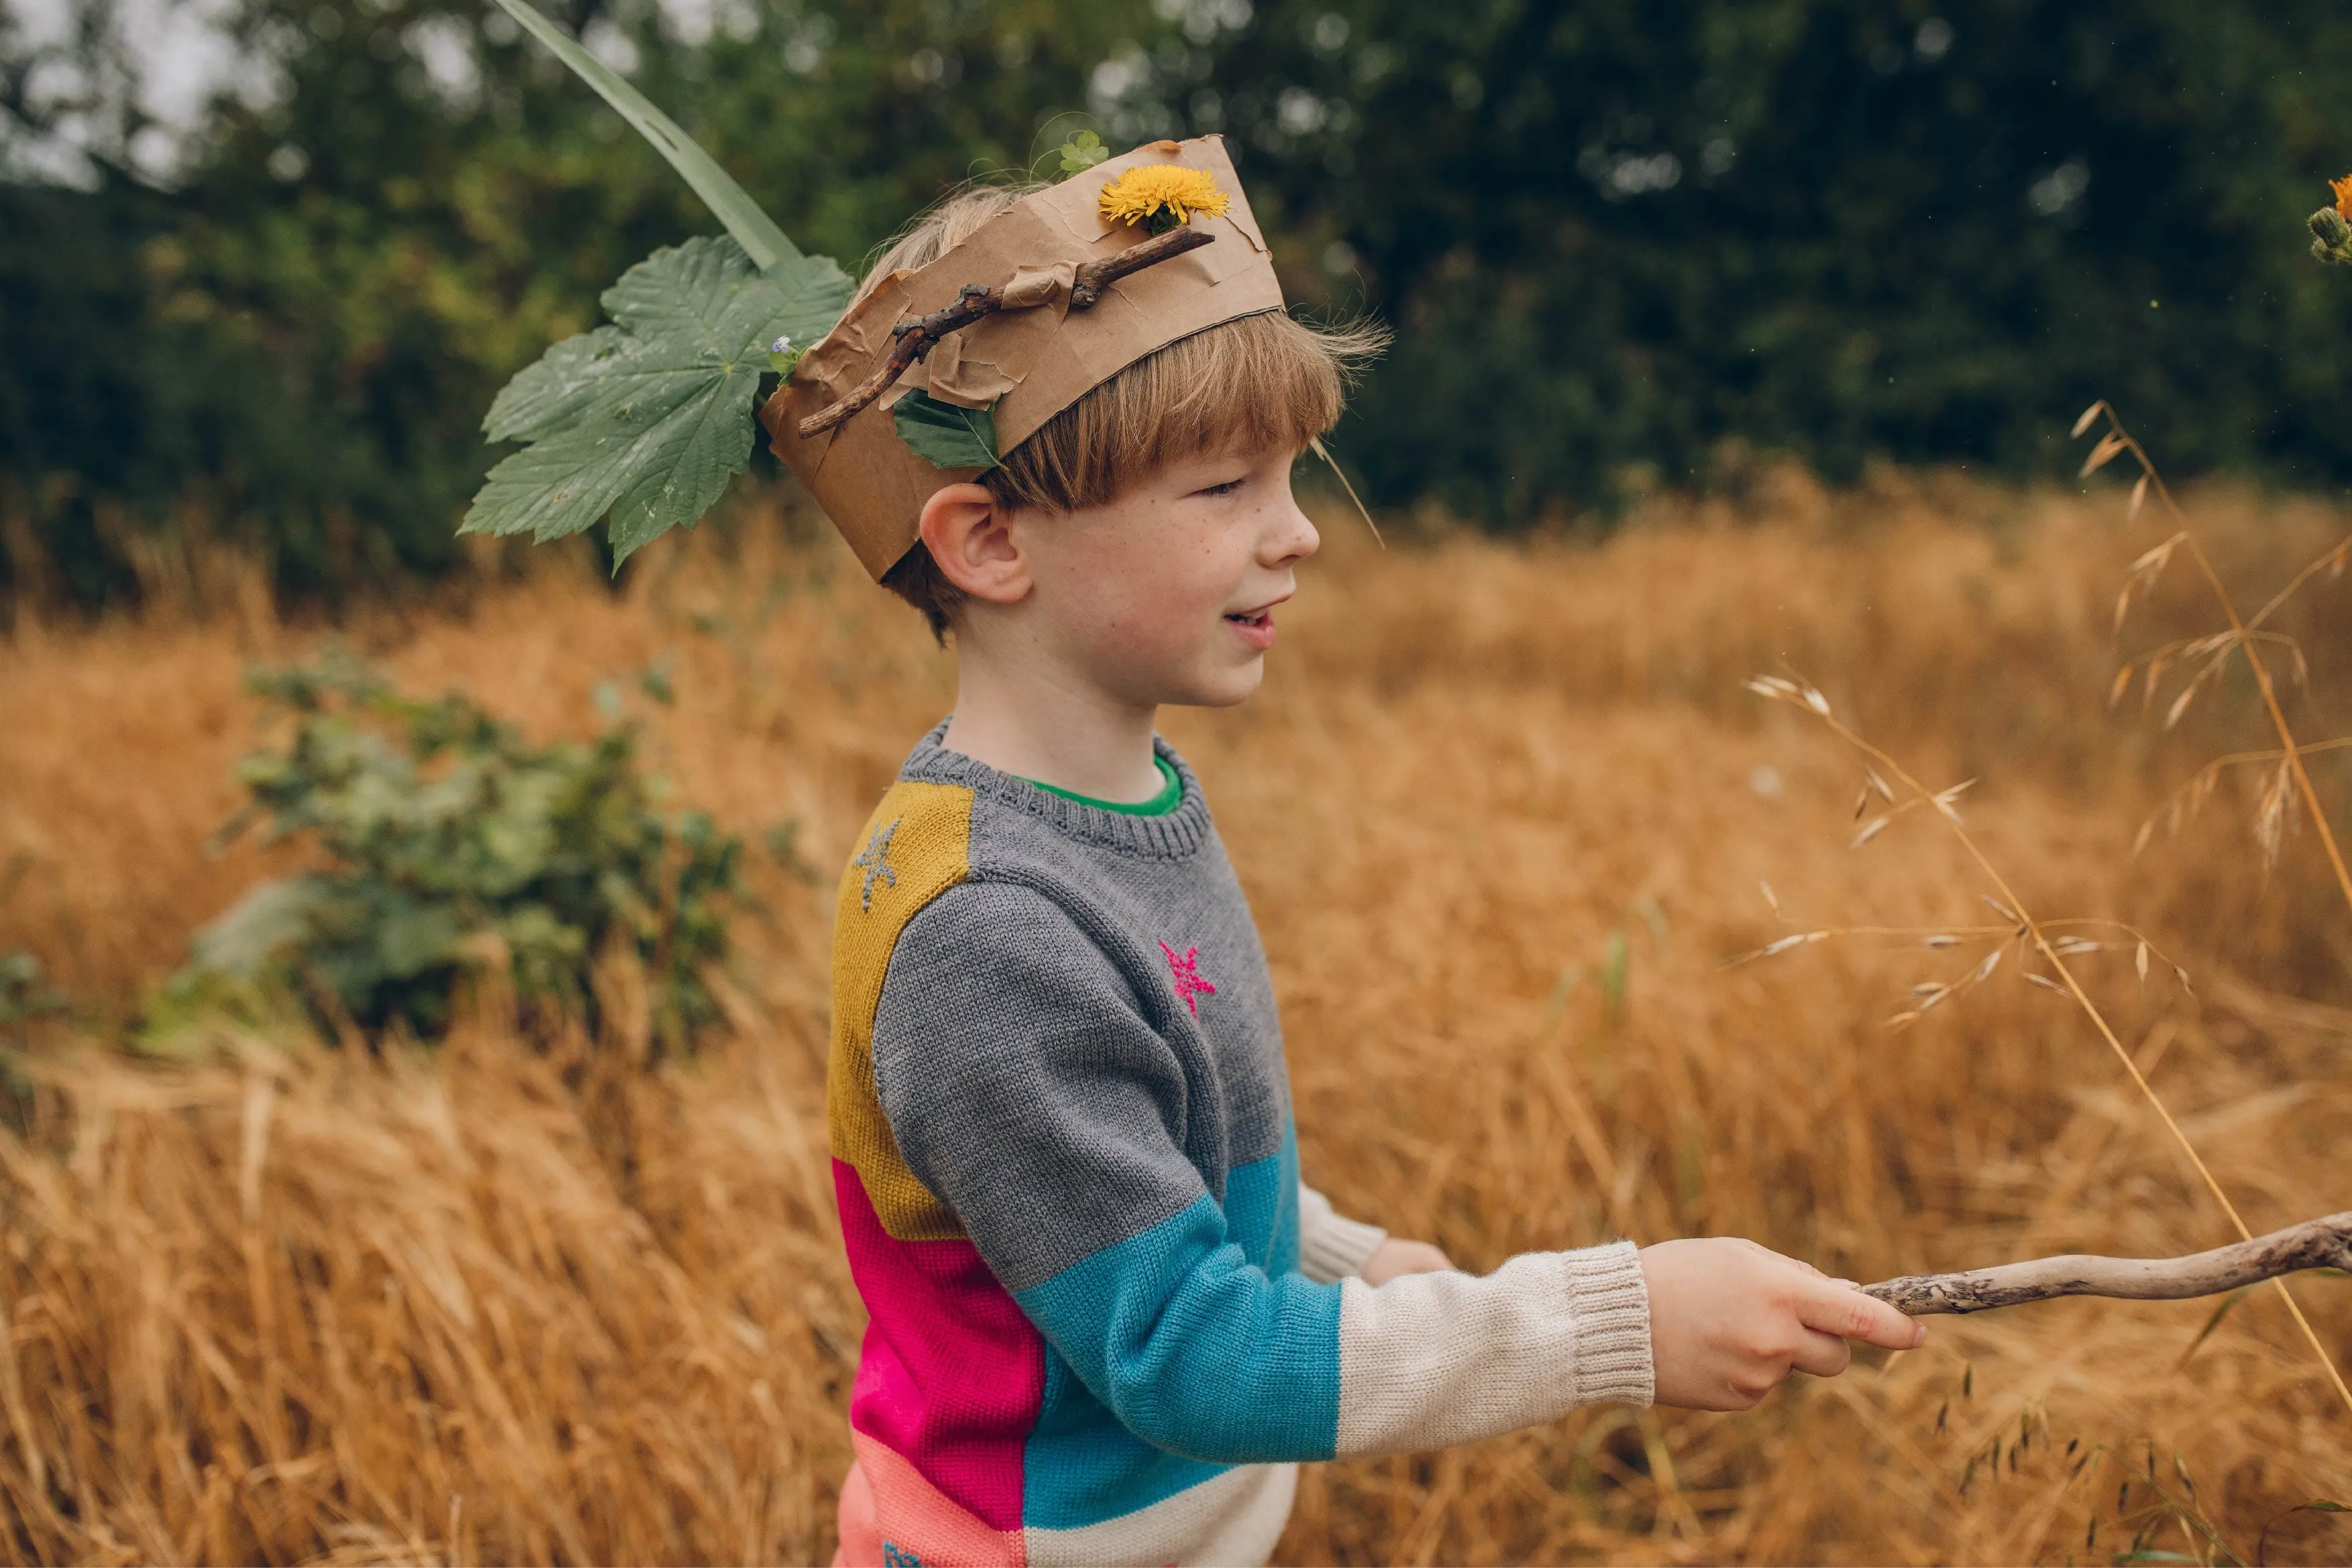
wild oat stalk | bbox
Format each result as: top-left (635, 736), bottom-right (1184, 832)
top-left (1727, 914), bottom-right (2192, 1030)
top-left (1743, 674), bottom-right (2352, 1424)
top-left (2077, 402), bottom-right (2352, 893)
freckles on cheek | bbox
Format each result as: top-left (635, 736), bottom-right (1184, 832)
top-left (1086, 584), bottom-right (1198, 664)
top-left (1071, 521), bottom-right (1224, 660)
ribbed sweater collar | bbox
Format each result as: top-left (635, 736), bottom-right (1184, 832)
top-left (900, 721), bottom-right (1216, 859)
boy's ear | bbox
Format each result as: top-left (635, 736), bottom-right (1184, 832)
top-left (918, 483), bottom-right (1031, 605)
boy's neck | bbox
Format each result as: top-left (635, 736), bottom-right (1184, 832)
top-left (939, 644), bottom-right (1166, 805)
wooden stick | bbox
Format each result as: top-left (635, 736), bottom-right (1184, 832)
top-left (1863, 1211), bottom-right (2352, 1315)
top-left (796, 225), bottom-right (1216, 438)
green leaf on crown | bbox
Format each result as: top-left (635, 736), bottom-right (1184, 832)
top-left (893, 390), bottom-right (1002, 471)
top-left (1056, 129), bottom-right (1109, 178)
top-left (462, 235), bottom-right (851, 565)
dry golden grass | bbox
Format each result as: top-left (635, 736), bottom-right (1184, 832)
top-left (1, 468), bottom-right (2349, 1565)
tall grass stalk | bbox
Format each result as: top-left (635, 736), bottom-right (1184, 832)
top-left (1745, 677), bottom-right (2352, 1425)
top-left (2077, 402), bottom-right (2352, 907)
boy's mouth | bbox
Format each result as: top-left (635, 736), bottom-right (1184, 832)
top-left (1224, 602), bottom-right (1280, 651)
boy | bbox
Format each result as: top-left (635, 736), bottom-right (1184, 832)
top-left (761, 137), bottom-right (1925, 1568)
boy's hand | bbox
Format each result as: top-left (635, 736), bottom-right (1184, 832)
top-left (1639, 1237), bottom-right (1926, 1410)
top-left (1360, 1237), bottom-right (1453, 1285)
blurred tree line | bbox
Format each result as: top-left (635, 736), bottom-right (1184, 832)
top-left (4, 0), bottom-right (2351, 608)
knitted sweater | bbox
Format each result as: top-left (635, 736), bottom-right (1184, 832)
top-left (827, 727), bottom-right (1655, 1568)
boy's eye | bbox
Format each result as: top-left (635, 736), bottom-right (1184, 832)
top-left (1197, 478), bottom-right (1245, 498)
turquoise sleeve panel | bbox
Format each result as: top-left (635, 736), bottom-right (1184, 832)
top-left (1014, 1191), bottom-right (1344, 1464)
top-left (1218, 1122), bottom-right (1302, 1278)
top-left (1020, 1351), bottom-right (1234, 1526)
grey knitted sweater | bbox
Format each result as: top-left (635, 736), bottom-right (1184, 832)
top-left (825, 725), bottom-right (1654, 1568)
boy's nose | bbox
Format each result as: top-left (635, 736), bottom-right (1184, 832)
top-left (1266, 497), bottom-right (1321, 566)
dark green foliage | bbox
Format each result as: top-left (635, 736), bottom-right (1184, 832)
top-left (0, 0), bottom-right (1135, 609)
top-left (1171, 0), bottom-right (2352, 522)
top-left (892, 389), bottom-right (1002, 470)
top-left (168, 658), bottom-right (744, 1051)
top-left (8, 0), bottom-right (2352, 603)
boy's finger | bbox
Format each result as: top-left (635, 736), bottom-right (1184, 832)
top-left (1795, 1281), bottom-right (1927, 1349)
top-left (1789, 1327), bottom-right (1852, 1379)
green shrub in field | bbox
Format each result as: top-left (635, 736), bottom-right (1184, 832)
top-left (0, 951), bottom-right (54, 1030)
top-left (165, 657), bottom-right (743, 1054)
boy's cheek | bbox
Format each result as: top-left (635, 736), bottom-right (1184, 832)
top-left (1087, 604), bottom-right (1231, 684)
top-left (1039, 524), bottom-right (1260, 684)
top-left (1073, 603), bottom-right (1267, 705)
top-left (1059, 565), bottom-right (1222, 652)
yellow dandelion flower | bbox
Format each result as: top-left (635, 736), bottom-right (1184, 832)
top-left (2333, 172), bottom-right (2352, 220)
top-left (1098, 164), bottom-right (1230, 230)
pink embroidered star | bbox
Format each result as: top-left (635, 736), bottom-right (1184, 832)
top-left (1160, 941), bottom-right (1218, 1017)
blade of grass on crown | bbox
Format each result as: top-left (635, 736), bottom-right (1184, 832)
top-left (489, 0), bottom-right (802, 274)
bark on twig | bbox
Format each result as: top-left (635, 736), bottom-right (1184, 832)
top-left (1864, 1211), bottom-right (2352, 1315)
top-left (796, 225), bottom-right (1216, 438)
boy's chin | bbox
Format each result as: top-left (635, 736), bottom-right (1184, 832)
top-left (1151, 654), bottom-right (1268, 710)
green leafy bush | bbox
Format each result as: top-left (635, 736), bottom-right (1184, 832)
top-left (0, 950), bottom-right (54, 1030)
top-left (167, 657), bottom-right (743, 1053)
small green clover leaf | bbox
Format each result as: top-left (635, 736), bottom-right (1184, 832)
top-left (1057, 129), bottom-right (1108, 178)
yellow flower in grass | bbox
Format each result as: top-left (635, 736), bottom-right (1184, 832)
top-left (2333, 173), bottom-right (2352, 220)
top-left (1098, 165), bottom-right (1230, 231)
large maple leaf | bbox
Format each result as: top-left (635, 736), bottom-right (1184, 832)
top-left (462, 237), bottom-right (849, 564)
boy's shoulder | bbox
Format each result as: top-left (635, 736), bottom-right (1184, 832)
top-left (828, 727), bottom-right (1264, 991)
top-left (835, 774), bottom-right (976, 932)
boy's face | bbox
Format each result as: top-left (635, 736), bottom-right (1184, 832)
top-left (1011, 443), bottom-right (1321, 709)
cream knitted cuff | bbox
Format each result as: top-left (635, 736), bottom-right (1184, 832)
top-left (1330, 1238), bottom-right (1656, 1456)
top-left (1561, 1240), bottom-right (1655, 1407)
top-left (1296, 1184), bottom-right (1389, 1284)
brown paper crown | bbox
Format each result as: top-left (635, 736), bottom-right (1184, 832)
top-left (758, 135), bottom-right (1285, 580)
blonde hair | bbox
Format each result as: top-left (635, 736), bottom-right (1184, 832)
top-left (855, 184), bottom-right (1385, 636)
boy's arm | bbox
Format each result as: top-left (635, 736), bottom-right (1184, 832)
top-left (1295, 1183), bottom-right (1388, 1283)
top-left (872, 885), bottom-right (1667, 1461)
top-left (1301, 1185), bottom-right (1458, 1285)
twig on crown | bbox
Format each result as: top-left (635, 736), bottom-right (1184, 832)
top-left (796, 225), bottom-right (1216, 438)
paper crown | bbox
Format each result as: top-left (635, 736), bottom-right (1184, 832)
top-left (758, 135), bottom-right (1285, 580)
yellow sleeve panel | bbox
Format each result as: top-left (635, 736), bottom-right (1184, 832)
top-left (828, 780), bottom-right (975, 1240)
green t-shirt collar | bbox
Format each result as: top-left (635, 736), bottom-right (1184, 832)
top-left (1023, 753), bottom-right (1184, 817)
